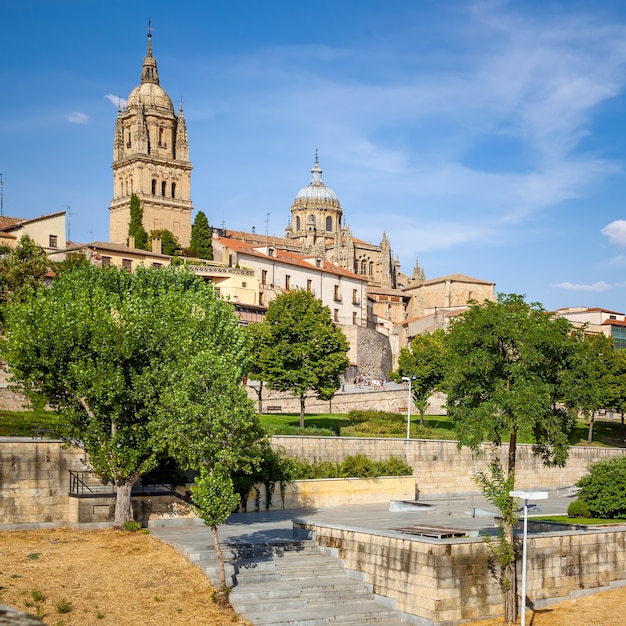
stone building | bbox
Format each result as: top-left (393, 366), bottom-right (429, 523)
top-left (109, 32), bottom-right (193, 248)
top-left (284, 155), bottom-right (425, 291)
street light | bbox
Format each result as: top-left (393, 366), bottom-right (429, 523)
top-left (401, 376), bottom-right (412, 439)
top-left (509, 490), bottom-right (549, 626)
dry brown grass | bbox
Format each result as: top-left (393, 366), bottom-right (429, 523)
top-left (1, 527), bottom-right (625, 625)
top-left (0, 527), bottom-right (252, 626)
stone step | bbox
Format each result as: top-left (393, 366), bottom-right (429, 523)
top-left (158, 535), bottom-right (407, 625)
top-left (243, 600), bottom-right (400, 625)
top-left (230, 583), bottom-right (371, 613)
top-left (229, 580), bottom-right (369, 603)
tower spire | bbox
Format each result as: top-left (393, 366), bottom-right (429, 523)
top-left (141, 21), bottom-right (159, 85)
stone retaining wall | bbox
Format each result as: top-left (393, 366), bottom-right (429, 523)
top-left (0, 439), bottom-right (86, 527)
top-left (249, 388), bottom-right (447, 415)
top-left (238, 476), bottom-right (416, 511)
top-left (294, 520), bottom-right (626, 625)
top-left (271, 436), bottom-right (626, 495)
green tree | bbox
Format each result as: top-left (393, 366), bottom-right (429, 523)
top-left (52, 252), bottom-right (91, 276)
top-left (1, 265), bottom-right (261, 529)
top-left (148, 229), bottom-right (181, 256)
top-left (189, 210), bottom-right (213, 259)
top-left (445, 294), bottom-right (587, 625)
top-left (393, 329), bottom-right (446, 427)
top-left (577, 456), bottom-right (626, 518)
top-left (246, 321), bottom-right (272, 414)
top-left (190, 468), bottom-right (240, 602)
top-left (604, 348), bottom-right (626, 439)
top-left (128, 193), bottom-right (148, 250)
top-left (572, 333), bottom-right (615, 444)
top-left (0, 235), bottom-right (48, 328)
top-left (255, 289), bottom-right (350, 427)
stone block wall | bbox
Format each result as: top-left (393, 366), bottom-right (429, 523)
top-left (0, 439), bottom-right (86, 527)
top-left (272, 436), bottom-right (626, 494)
top-left (250, 389), bottom-right (447, 416)
top-left (238, 476), bottom-right (416, 511)
top-left (295, 521), bottom-right (626, 624)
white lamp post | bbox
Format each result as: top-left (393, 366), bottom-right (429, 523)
top-left (401, 376), bottom-right (412, 439)
top-left (509, 490), bottom-right (548, 626)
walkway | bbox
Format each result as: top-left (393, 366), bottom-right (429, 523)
top-left (151, 493), bottom-right (571, 625)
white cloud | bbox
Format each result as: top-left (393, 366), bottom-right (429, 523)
top-left (105, 94), bottom-right (127, 109)
top-left (602, 220), bottom-right (626, 247)
top-left (552, 281), bottom-right (613, 292)
top-left (67, 112), bottom-right (89, 125)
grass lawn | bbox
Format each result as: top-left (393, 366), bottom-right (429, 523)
top-left (261, 411), bottom-right (626, 447)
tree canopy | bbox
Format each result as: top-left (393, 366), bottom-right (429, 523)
top-left (445, 293), bottom-right (588, 624)
top-left (189, 210), bottom-right (213, 260)
top-left (1, 264), bottom-right (263, 528)
top-left (251, 289), bottom-right (350, 426)
top-left (148, 229), bottom-right (181, 256)
top-left (127, 193), bottom-right (148, 250)
top-left (393, 329), bottom-right (446, 427)
top-left (0, 236), bottom-right (48, 329)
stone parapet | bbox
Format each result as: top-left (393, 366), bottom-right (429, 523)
top-left (272, 436), bottom-right (626, 495)
top-left (237, 476), bottom-right (416, 511)
top-left (294, 520), bottom-right (626, 624)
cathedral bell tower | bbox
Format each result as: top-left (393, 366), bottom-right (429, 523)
top-left (109, 30), bottom-right (193, 247)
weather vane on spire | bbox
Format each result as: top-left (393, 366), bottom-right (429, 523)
top-left (315, 148), bottom-right (319, 163)
top-left (147, 19), bottom-right (153, 38)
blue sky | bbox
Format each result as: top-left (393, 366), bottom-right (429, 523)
top-left (3, 1), bottom-right (626, 312)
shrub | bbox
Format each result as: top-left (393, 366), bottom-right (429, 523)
top-left (567, 499), bottom-right (591, 518)
top-left (577, 456), bottom-right (626, 519)
top-left (55, 598), bottom-right (72, 614)
top-left (268, 425), bottom-right (336, 437)
top-left (123, 520), bottom-right (143, 532)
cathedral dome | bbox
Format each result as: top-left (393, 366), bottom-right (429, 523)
top-left (124, 33), bottom-right (174, 114)
top-left (295, 157), bottom-right (339, 203)
top-left (126, 82), bottom-right (174, 113)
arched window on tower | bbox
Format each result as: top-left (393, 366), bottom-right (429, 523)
top-left (295, 216), bottom-right (301, 231)
top-left (151, 179), bottom-right (157, 195)
top-left (171, 182), bottom-right (176, 198)
top-left (369, 262), bottom-right (374, 276)
top-left (361, 260), bottom-right (367, 275)
top-left (326, 216), bottom-right (332, 231)
top-left (309, 214), bottom-right (315, 227)
top-left (158, 128), bottom-right (164, 147)
top-left (161, 181), bottom-right (166, 196)
top-left (127, 132), bottom-right (131, 148)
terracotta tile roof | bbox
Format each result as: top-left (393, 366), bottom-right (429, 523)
top-left (394, 308), bottom-right (467, 327)
top-left (216, 237), bottom-right (367, 281)
top-left (0, 211), bottom-right (65, 231)
top-left (404, 273), bottom-right (495, 290)
top-left (602, 319), bottom-right (626, 327)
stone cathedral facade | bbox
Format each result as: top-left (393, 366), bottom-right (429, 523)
top-left (284, 156), bottom-right (425, 290)
top-left (109, 33), bottom-right (193, 248)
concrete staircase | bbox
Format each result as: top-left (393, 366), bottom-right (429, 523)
top-left (176, 538), bottom-right (407, 625)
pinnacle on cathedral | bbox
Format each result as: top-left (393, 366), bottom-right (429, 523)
top-left (108, 30), bottom-right (193, 248)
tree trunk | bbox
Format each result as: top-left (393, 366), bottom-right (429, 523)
top-left (621, 413), bottom-right (625, 440)
top-left (114, 474), bottom-right (139, 528)
top-left (211, 523), bottom-right (230, 604)
top-left (419, 409), bottom-right (425, 428)
top-left (504, 431), bottom-right (518, 625)
top-left (299, 395), bottom-right (306, 428)
top-left (503, 558), bottom-right (517, 625)
top-left (255, 382), bottom-right (263, 414)
top-left (587, 412), bottom-right (595, 445)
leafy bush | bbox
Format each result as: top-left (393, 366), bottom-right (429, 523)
top-left (267, 424), bottom-right (336, 436)
top-left (577, 456), bottom-right (626, 519)
top-left (0, 410), bottom-right (62, 437)
top-left (567, 499), bottom-right (591, 518)
top-left (123, 520), bottom-right (143, 532)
